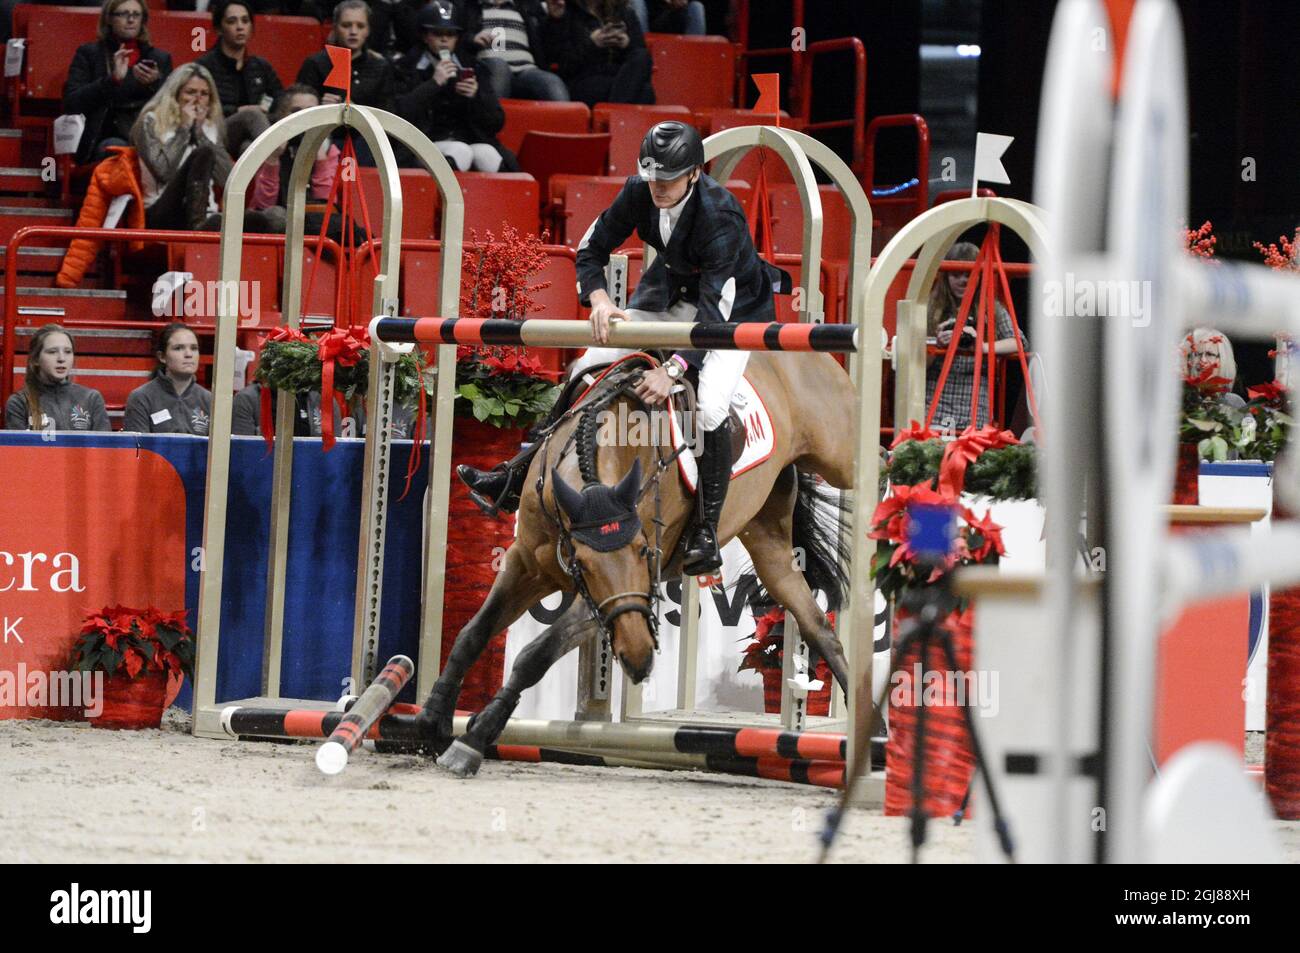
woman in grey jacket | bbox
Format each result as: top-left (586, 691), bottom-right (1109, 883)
top-left (130, 62), bottom-right (234, 231)
top-left (4, 325), bottom-right (111, 432)
top-left (123, 324), bottom-right (213, 435)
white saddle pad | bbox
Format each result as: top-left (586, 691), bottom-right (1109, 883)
top-left (669, 374), bottom-right (776, 493)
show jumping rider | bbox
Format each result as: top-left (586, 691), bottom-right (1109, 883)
top-left (458, 120), bottom-right (790, 575)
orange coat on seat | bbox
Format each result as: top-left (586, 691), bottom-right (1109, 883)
top-left (55, 146), bottom-right (147, 289)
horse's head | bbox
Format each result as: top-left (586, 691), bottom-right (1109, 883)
top-left (551, 458), bottom-right (657, 682)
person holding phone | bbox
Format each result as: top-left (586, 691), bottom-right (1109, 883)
top-left (459, 0), bottom-right (569, 102)
top-left (63, 0), bottom-right (174, 165)
top-left (540, 0), bottom-right (653, 107)
top-left (394, 2), bottom-right (513, 172)
top-left (196, 1), bottom-right (285, 157)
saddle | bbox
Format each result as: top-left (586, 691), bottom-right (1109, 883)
top-left (576, 354), bottom-right (748, 466)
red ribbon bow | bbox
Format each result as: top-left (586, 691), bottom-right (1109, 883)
top-left (316, 327), bottom-right (368, 451)
top-left (891, 419), bottom-right (939, 449)
top-left (937, 425), bottom-right (1018, 498)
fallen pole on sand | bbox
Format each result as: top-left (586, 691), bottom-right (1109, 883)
top-left (222, 707), bottom-right (847, 762)
top-left (314, 655), bottom-right (414, 775)
top-left (220, 706), bottom-right (855, 788)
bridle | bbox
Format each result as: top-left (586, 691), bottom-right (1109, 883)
top-left (533, 363), bottom-right (691, 649)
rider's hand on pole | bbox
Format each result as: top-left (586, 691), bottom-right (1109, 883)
top-left (588, 290), bottom-right (628, 346)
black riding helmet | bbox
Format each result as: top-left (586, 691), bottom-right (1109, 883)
top-left (638, 121), bottom-right (705, 181)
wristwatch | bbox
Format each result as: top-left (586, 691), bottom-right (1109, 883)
top-left (664, 360), bottom-right (683, 381)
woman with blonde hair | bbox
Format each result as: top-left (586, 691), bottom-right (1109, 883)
top-left (4, 325), bottom-right (110, 432)
top-left (130, 62), bottom-right (233, 230)
top-left (924, 240), bottom-right (1027, 431)
top-left (63, 0), bottom-right (173, 164)
top-left (1181, 327), bottom-right (1238, 390)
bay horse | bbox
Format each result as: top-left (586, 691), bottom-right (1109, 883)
top-left (418, 349), bottom-right (860, 777)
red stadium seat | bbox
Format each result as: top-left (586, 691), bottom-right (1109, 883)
top-left (13, 6), bottom-right (100, 106)
top-left (523, 251), bottom-right (582, 375)
top-left (296, 244), bottom-right (340, 323)
top-left (932, 187), bottom-right (997, 206)
top-left (516, 131), bottom-right (609, 216)
top-left (767, 183), bottom-right (856, 322)
top-left (592, 103), bottom-right (693, 179)
top-left (497, 99), bottom-right (591, 156)
top-left (456, 171), bottom-right (540, 239)
top-left (560, 175), bottom-right (629, 250)
top-left (644, 34), bottom-right (737, 113)
top-left (168, 241), bottom-right (280, 328)
top-left (148, 11), bottom-right (214, 67)
top-left (399, 248), bottom-right (443, 318)
top-left (356, 167), bottom-right (439, 240)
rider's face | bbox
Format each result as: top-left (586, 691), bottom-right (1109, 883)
top-left (648, 168), bottom-right (698, 209)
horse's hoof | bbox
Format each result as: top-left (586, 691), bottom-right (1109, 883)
top-left (436, 739), bottom-right (484, 778)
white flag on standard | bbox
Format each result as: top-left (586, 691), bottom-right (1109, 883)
top-left (973, 132), bottom-right (1014, 195)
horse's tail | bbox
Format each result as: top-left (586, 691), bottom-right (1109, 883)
top-left (789, 468), bottom-right (853, 614)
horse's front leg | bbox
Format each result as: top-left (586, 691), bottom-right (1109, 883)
top-left (438, 599), bottom-right (601, 777)
top-left (416, 545), bottom-right (554, 754)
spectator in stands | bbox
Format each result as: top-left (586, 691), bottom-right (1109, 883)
top-left (4, 325), bottom-right (111, 432)
top-left (233, 382), bottom-right (323, 436)
top-left (460, 0), bottom-right (569, 102)
top-left (1182, 328), bottom-right (1237, 386)
top-left (298, 0), bottom-right (398, 163)
top-left (924, 241), bottom-right (1027, 431)
top-left (64, 0), bottom-right (174, 165)
top-left (131, 62), bottom-right (233, 230)
top-left (395, 2), bottom-right (512, 172)
top-left (368, 0), bottom-right (427, 56)
top-left (298, 1), bottom-right (396, 109)
top-left (628, 0), bottom-right (705, 35)
top-left (246, 85), bottom-right (341, 231)
top-left (196, 1), bottom-right (285, 156)
top-left (540, 0), bottom-right (653, 107)
top-left (123, 323), bottom-right (213, 434)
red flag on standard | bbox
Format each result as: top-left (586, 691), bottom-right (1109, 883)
top-left (324, 44), bottom-right (352, 100)
top-left (751, 72), bottom-right (780, 125)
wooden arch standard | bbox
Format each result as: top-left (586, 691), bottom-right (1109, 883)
top-left (193, 104), bottom-right (464, 737)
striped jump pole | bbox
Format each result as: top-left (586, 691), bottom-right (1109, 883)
top-left (316, 654), bottom-right (413, 774)
top-left (370, 317), bottom-right (861, 353)
top-left (219, 705), bottom-right (847, 789)
top-left (488, 744), bottom-right (846, 789)
top-left (222, 706), bottom-right (847, 763)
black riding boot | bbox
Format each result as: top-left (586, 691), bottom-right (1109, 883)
top-left (682, 418), bottom-right (733, 576)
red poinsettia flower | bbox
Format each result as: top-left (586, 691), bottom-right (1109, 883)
top-left (870, 482), bottom-right (955, 546)
top-left (963, 507), bottom-right (1007, 562)
top-left (1184, 366), bottom-right (1233, 392)
top-left (1248, 380), bottom-right (1286, 404)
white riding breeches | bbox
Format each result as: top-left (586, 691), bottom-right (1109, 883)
top-left (569, 301), bottom-right (749, 432)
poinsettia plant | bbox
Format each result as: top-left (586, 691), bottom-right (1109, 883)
top-left (869, 483), bottom-right (1006, 604)
top-left (737, 604), bottom-right (839, 674)
top-left (70, 605), bottom-right (195, 681)
top-left (1180, 369), bottom-right (1292, 462)
top-left (454, 224), bottom-right (561, 429)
